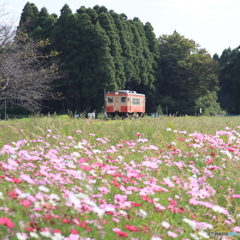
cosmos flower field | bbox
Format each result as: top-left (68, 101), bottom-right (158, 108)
top-left (0, 116), bottom-right (239, 239)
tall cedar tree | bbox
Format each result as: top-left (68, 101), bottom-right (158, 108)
top-left (97, 11), bottom-right (126, 89)
top-left (19, 2), bottom-right (39, 33)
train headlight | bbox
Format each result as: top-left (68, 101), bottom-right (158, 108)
top-left (115, 92), bottom-right (119, 95)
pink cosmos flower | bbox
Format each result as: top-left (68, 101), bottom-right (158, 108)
top-left (142, 161), bottom-right (158, 169)
top-left (115, 231), bottom-right (128, 237)
top-left (16, 140), bottom-right (26, 148)
top-left (114, 194), bottom-right (127, 204)
top-left (98, 187), bottom-right (109, 194)
top-left (20, 174), bottom-right (35, 184)
top-left (167, 231), bottom-right (178, 238)
top-left (20, 200), bottom-right (31, 207)
top-left (0, 217), bottom-right (15, 228)
top-left (112, 218), bottom-right (119, 223)
top-left (233, 226), bottom-right (240, 232)
top-left (125, 225), bottom-right (140, 232)
top-left (232, 195), bottom-right (240, 198)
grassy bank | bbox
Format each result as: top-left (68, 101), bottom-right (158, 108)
top-left (1, 115), bottom-right (240, 145)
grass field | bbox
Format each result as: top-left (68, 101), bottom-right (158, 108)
top-left (0, 116), bottom-right (239, 239)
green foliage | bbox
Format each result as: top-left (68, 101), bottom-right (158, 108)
top-left (217, 47), bottom-right (239, 67)
top-left (195, 92), bottom-right (225, 115)
top-left (17, 4), bottom-right (240, 116)
top-left (156, 104), bottom-right (163, 115)
top-left (157, 31), bottom-right (221, 115)
top-left (232, 52), bottom-right (240, 113)
top-left (97, 11), bottom-right (126, 89)
top-left (19, 2), bottom-right (39, 32)
top-left (216, 47), bottom-right (240, 113)
top-left (21, 4), bottom-right (160, 114)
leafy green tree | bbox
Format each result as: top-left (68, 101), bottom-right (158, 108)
top-left (231, 51), bottom-right (240, 113)
top-left (216, 47), bottom-right (239, 113)
top-left (158, 31), bottom-right (220, 115)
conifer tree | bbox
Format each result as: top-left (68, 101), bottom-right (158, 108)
top-left (19, 2), bottom-right (39, 34)
top-left (97, 11), bottom-right (125, 89)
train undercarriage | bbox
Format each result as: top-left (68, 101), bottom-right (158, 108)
top-left (107, 112), bottom-right (145, 119)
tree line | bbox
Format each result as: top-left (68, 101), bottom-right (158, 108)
top-left (1, 2), bottom-right (240, 116)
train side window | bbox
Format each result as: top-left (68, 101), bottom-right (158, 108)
top-left (121, 97), bottom-right (126, 103)
top-left (108, 97), bottom-right (113, 103)
top-left (132, 98), bottom-right (140, 105)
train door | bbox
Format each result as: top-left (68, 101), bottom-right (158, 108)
top-left (113, 96), bottom-right (121, 112)
top-left (128, 96), bottom-right (131, 112)
top-left (142, 97), bottom-right (145, 112)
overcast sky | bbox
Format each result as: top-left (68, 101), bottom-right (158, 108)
top-left (4, 0), bottom-right (240, 56)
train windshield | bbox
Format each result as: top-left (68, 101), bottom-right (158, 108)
top-left (108, 97), bottom-right (113, 103)
top-left (121, 97), bottom-right (127, 103)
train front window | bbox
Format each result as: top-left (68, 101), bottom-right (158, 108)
top-left (121, 97), bottom-right (126, 103)
top-left (132, 98), bottom-right (140, 105)
top-left (108, 97), bottom-right (113, 103)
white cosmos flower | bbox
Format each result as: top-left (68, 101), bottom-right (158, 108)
top-left (183, 218), bottom-right (197, 230)
top-left (71, 152), bottom-right (81, 159)
top-left (16, 233), bottom-right (27, 240)
top-left (29, 232), bottom-right (39, 238)
top-left (49, 194), bottom-right (60, 201)
top-left (161, 221), bottom-right (170, 229)
top-left (51, 233), bottom-right (65, 240)
top-left (76, 193), bottom-right (89, 199)
top-left (74, 141), bottom-right (86, 149)
top-left (138, 209), bottom-right (147, 218)
top-left (119, 210), bottom-right (127, 217)
top-left (40, 231), bottom-right (51, 237)
top-left (93, 149), bottom-right (101, 154)
top-left (105, 206), bottom-right (115, 212)
top-left (190, 233), bottom-right (201, 240)
top-left (85, 199), bottom-right (97, 207)
top-left (151, 236), bottom-right (162, 240)
top-left (93, 206), bottom-right (105, 218)
top-left (19, 193), bottom-right (30, 199)
top-left (198, 231), bottom-right (210, 238)
top-left (212, 205), bottom-right (225, 213)
top-left (38, 186), bottom-right (49, 193)
top-left (69, 194), bottom-right (81, 206)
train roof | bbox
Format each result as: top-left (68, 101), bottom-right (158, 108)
top-left (106, 90), bottom-right (145, 96)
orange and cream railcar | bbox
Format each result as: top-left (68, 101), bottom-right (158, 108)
top-left (105, 90), bottom-right (145, 118)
